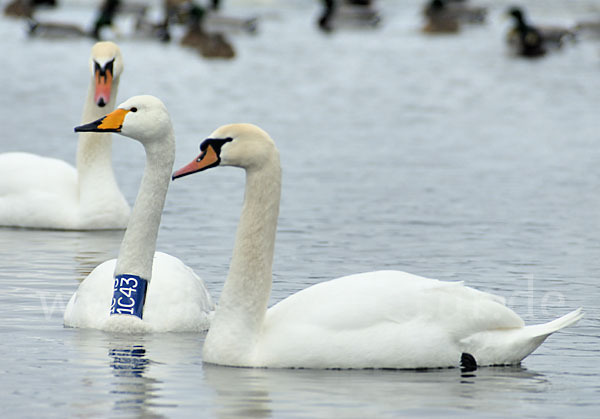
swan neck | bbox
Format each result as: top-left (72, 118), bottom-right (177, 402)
top-left (76, 75), bottom-right (121, 206)
top-left (207, 155), bottom-right (281, 355)
top-left (114, 131), bottom-right (175, 280)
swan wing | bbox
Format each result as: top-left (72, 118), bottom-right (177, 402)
top-left (0, 152), bottom-right (79, 228)
top-left (259, 271), bottom-right (523, 368)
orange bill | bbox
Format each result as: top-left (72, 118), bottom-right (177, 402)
top-left (74, 108), bottom-right (129, 133)
top-left (94, 67), bottom-right (113, 107)
top-left (172, 145), bottom-right (220, 180)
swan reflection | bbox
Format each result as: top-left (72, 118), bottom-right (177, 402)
top-left (203, 363), bottom-right (548, 417)
top-left (108, 343), bottom-right (164, 416)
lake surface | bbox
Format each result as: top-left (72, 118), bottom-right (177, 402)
top-left (1, 0), bottom-right (599, 417)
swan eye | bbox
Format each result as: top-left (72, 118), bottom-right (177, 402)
top-left (130, 107), bottom-right (138, 112)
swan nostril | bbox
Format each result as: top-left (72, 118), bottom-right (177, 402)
top-left (97, 98), bottom-right (106, 107)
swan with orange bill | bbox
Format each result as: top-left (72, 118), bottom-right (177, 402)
top-left (64, 95), bottom-right (213, 332)
top-left (171, 123), bottom-right (583, 369)
top-left (0, 41), bottom-right (130, 230)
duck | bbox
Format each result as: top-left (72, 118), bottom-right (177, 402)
top-left (442, 0), bottom-right (486, 24)
top-left (506, 7), bottom-right (547, 57)
top-left (422, 0), bottom-right (460, 34)
top-left (574, 18), bottom-right (600, 40)
top-left (0, 41), bottom-right (130, 230)
top-left (318, 0), bottom-right (381, 33)
top-left (26, 18), bottom-right (89, 38)
top-left (507, 7), bottom-right (576, 57)
top-left (172, 123), bottom-right (583, 369)
top-left (25, 0), bottom-right (120, 40)
top-left (180, 4), bottom-right (235, 60)
top-left (3, 0), bottom-right (56, 19)
top-left (64, 95), bottom-right (214, 333)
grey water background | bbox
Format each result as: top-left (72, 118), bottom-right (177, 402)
top-left (1, 0), bottom-right (599, 417)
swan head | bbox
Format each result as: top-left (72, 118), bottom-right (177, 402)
top-left (90, 41), bottom-right (123, 108)
top-left (74, 95), bottom-right (173, 146)
top-left (172, 123), bottom-right (277, 179)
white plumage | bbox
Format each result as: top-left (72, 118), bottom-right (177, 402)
top-left (64, 95), bottom-right (213, 332)
top-left (173, 123), bottom-right (582, 369)
top-left (0, 41), bottom-right (129, 230)
top-left (64, 252), bottom-right (213, 333)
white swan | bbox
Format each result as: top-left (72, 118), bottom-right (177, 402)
top-left (0, 41), bottom-right (130, 230)
top-left (172, 123), bottom-right (583, 369)
top-left (64, 95), bottom-right (213, 333)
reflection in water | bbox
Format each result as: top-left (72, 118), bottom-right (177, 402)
top-left (0, 228), bottom-right (122, 283)
top-left (74, 230), bottom-right (123, 282)
top-left (203, 364), bottom-right (549, 417)
top-left (203, 365), bottom-right (273, 418)
top-left (109, 346), bottom-right (149, 378)
top-left (108, 343), bottom-right (166, 418)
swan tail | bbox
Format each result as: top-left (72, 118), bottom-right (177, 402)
top-left (523, 307), bottom-right (583, 339)
top-left (461, 308), bottom-right (583, 366)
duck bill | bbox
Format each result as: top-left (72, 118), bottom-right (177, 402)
top-left (74, 108), bottom-right (129, 133)
top-left (94, 61), bottom-right (114, 107)
top-left (172, 145), bottom-right (220, 180)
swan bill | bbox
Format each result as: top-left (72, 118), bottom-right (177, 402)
top-left (74, 108), bottom-right (129, 133)
top-left (94, 59), bottom-right (114, 107)
top-left (172, 145), bottom-right (220, 180)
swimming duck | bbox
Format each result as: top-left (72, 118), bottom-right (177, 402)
top-left (507, 7), bottom-right (576, 57)
top-left (422, 0), bottom-right (460, 34)
top-left (3, 0), bottom-right (56, 19)
top-left (318, 0), bottom-right (381, 33)
top-left (26, 0), bottom-right (119, 39)
top-left (180, 5), bottom-right (235, 59)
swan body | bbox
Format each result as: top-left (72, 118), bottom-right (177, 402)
top-left (0, 42), bottom-right (130, 230)
top-left (64, 252), bottom-right (213, 333)
top-left (64, 95), bottom-right (213, 332)
top-left (173, 123), bottom-right (582, 369)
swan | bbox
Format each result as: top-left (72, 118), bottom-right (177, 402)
top-left (172, 123), bottom-right (583, 369)
top-left (64, 95), bottom-right (214, 333)
top-left (0, 41), bottom-right (130, 230)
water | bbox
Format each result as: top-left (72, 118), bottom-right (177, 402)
top-left (1, 0), bottom-right (599, 417)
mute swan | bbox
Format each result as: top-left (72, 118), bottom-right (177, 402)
top-left (172, 123), bottom-right (582, 369)
top-left (64, 95), bottom-right (213, 333)
top-left (0, 41), bottom-right (130, 230)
